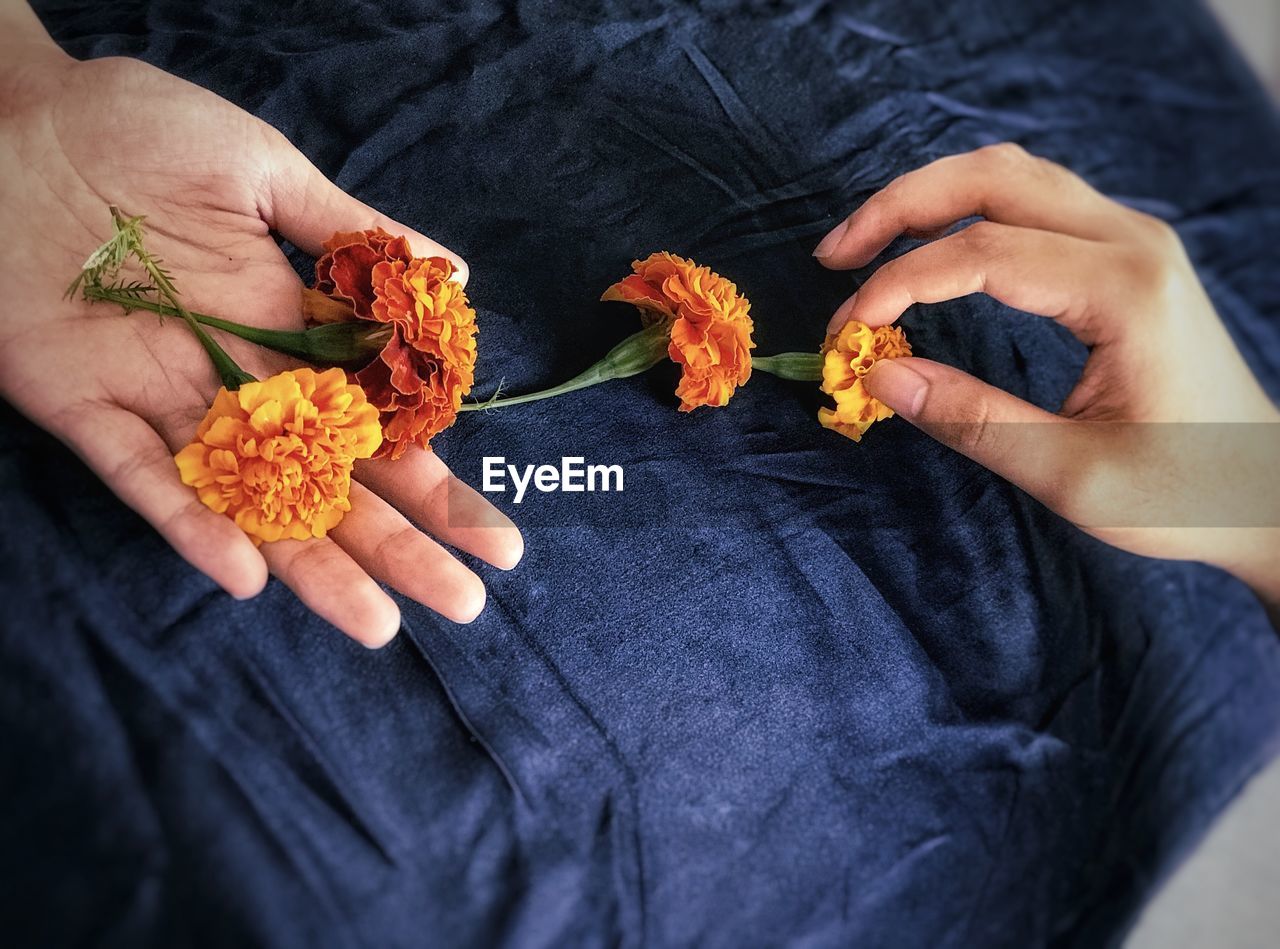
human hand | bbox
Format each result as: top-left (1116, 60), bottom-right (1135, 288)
top-left (0, 7), bottom-right (522, 646)
top-left (815, 144), bottom-right (1280, 609)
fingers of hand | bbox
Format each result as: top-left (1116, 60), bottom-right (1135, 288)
top-left (330, 481), bottom-right (488, 625)
top-left (259, 533), bottom-right (402, 648)
top-left (827, 223), bottom-right (1109, 340)
top-left (814, 143), bottom-right (1130, 270)
top-left (865, 356), bottom-right (1089, 505)
top-left (356, 447), bottom-right (524, 571)
top-left (262, 135), bottom-right (469, 285)
top-left (78, 414), bottom-right (496, 644)
top-left (63, 405), bottom-right (269, 599)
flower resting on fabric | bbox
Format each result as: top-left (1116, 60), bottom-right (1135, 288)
top-left (457, 251), bottom-right (750, 414)
top-left (818, 320), bottom-right (912, 442)
top-left (601, 251), bottom-right (755, 410)
top-left (175, 368), bottom-right (382, 544)
top-left (308, 229), bottom-right (478, 459)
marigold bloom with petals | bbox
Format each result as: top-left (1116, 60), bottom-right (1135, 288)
top-left (175, 367), bottom-right (382, 544)
top-left (313, 228), bottom-right (414, 322)
top-left (602, 251), bottom-right (754, 411)
top-left (359, 256), bottom-right (477, 459)
top-left (818, 320), bottom-right (912, 442)
top-left (309, 229), bottom-right (478, 459)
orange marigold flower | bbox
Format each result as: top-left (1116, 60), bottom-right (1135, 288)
top-left (358, 256), bottom-right (477, 460)
top-left (313, 228), bottom-right (414, 322)
top-left (818, 320), bottom-right (912, 442)
top-left (174, 368), bottom-right (382, 544)
top-left (308, 229), bottom-right (478, 460)
top-left (601, 251), bottom-right (754, 411)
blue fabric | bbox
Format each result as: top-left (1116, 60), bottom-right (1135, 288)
top-left (5, 1), bottom-right (1280, 945)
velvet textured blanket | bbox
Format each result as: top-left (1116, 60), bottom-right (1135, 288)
top-left (5, 1), bottom-right (1280, 945)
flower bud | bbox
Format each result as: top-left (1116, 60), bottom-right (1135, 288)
top-left (751, 352), bottom-right (824, 382)
top-left (600, 323), bottom-right (672, 379)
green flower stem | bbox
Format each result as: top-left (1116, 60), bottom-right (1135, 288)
top-left (192, 323), bottom-right (257, 390)
top-left (752, 352), bottom-right (824, 382)
top-left (82, 286), bottom-right (391, 367)
top-left (459, 323), bottom-right (671, 412)
top-left (102, 207), bottom-right (253, 391)
top-left (459, 364), bottom-right (611, 411)
top-left (168, 310), bottom-right (255, 391)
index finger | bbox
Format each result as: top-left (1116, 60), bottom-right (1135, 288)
top-left (813, 143), bottom-right (1133, 269)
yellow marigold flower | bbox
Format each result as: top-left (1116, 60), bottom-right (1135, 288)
top-left (175, 367), bottom-right (382, 544)
top-left (818, 320), bottom-right (912, 442)
top-left (601, 251), bottom-right (754, 411)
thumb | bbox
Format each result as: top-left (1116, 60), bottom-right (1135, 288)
top-left (865, 357), bottom-right (1089, 502)
top-left (262, 136), bottom-right (469, 286)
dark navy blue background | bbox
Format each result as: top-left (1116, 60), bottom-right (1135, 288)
top-left (5, 1), bottom-right (1280, 946)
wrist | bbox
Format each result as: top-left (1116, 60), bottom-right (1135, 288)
top-left (1245, 570), bottom-right (1280, 629)
top-left (1212, 528), bottom-right (1280, 624)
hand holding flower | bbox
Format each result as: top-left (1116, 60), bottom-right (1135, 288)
top-left (817, 321), bottom-right (912, 442)
top-left (0, 22), bottom-right (521, 645)
top-left (815, 144), bottom-right (1280, 612)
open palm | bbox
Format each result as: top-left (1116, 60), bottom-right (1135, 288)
top-left (0, 47), bottom-right (522, 646)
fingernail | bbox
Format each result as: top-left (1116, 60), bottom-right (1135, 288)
top-left (865, 359), bottom-right (928, 418)
top-left (826, 292), bottom-right (858, 335)
top-left (364, 625), bottom-right (401, 650)
top-left (813, 220), bottom-right (849, 260)
top-left (363, 613), bottom-right (403, 649)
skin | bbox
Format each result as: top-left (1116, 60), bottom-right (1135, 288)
top-left (0, 3), bottom-right (523, 647)
top-left (815, 143), bottom-right (1280, 618)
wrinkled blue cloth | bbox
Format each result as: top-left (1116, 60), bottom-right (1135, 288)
top-left (4, 1), bottom-right (1280, 946)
